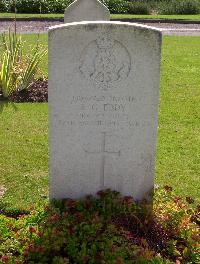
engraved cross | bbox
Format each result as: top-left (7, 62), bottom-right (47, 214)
top-left (84, 132), bottom-right (121, 189)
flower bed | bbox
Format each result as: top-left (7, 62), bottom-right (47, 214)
top-left (0, 187), bottom-right (199, 263)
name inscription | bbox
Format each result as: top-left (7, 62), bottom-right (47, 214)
top-left (62, 94), bottom-right (151, 132)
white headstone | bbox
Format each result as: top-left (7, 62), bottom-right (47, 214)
top-left (64, 0), bottom-right (110, 23)
top-left (49, 21), bottom-right (162, 200)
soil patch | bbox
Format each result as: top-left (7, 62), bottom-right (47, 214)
top-left (8, 79), bottom-right (48, 103)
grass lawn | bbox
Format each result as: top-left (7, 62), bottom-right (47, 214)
top-left (0, 34), bottom-right (199, 212)
top-left (0, 12), bottom-right (200, 21)
top-left (22, 34), bottom-right (48, 75)
top-left (0, 34), bottom-right (48, 75)
top-left (112, 14), bottom-right (200, 21)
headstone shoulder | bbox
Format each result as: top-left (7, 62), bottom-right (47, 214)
top-left (49, 21), bottom-right (162, 36)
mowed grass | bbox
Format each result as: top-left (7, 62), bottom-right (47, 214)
top-left (0, 12), bottom-right (200, 21)
top-left (157, 36), bottom-right (200, 200)
top-left (0, 35), bottom-right (199, 212)
top-left (22, 34), bottom-right (48, 75)
top-left (0, 34), bottom-right (48, 75)
top-left (112, 14), bottom-right (200, 21)
top-left (0, 103), bottom-right (48, 211)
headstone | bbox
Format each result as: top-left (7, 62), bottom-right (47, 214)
top-left (64, 0), bottom-right (110, 23)
top-left (49, 21), bottom-right (162, 200)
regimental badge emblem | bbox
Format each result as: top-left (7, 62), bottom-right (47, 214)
top-left (79, 35), bottom-right (131, 91)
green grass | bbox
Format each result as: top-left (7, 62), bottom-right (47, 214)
top-left (0, 12), bottom-right (64, 19)
top-left (0, 103), bottom-right (48, 211)
top-left (157, 36), bottom-right (200, 200)
top-left (0, 34), bottom-right (48, 75)
top-left (23, 34), bottom-right (48, 75)
top-left (112, 14), bottom-right (200, 20)
top-left (0, 34), bottom-right (199, 212)
top-left (0, 12), bottom-right (200, 20)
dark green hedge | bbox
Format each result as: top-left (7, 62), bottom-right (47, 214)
top-left (0, 0), bottom-right (10, 12)
top-left (0, 0), bottom-right (151, 15)
top-left (0, 0), bottom-right (199, 14)
top-left (159, 0), bottom-right (200, 15)
top-left (0, 0), bottom-right (72, 13)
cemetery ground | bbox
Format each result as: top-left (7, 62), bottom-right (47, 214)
top-left (0, 34), bottom-right (200, 263)
top-left (0, 34), bottom-right (199, 210)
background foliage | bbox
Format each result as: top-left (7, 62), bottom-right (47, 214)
top-left (0, 0), bottom-right (199, 14)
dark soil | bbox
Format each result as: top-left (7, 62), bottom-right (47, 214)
top-left (113, 214), bottom-right (171, 256)
top-left (8, 79), bottom-right (48, 103)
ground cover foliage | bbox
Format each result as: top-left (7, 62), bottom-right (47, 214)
top-left (0, 187), bottom-right (200, 263)
top-left (0, 0), bottom-right (200, 15)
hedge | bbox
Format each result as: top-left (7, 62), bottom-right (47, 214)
top-left (0, 0), bottom-right (199, 15)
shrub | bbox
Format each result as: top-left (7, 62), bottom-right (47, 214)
top-left (159, 0), bottom-right (200, 15)
top-left (0, 0), bottom-right (9, 12)
top-left (128, 1), bottom-right (150, 15)
top-left (13, 0), bottom-right (72, 14)
top-left (0, 0), bottom-right (73, 14)
top-left (103, 0), bottom-right (130, 14)
top-left (0, 31), bottom-right (46, 98)
top-left (0, 187), bottom-right (199, 263)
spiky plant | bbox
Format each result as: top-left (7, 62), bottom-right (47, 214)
top-left (0, 30), bottom-right (46, 99)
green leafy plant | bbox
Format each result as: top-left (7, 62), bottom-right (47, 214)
top-left (0, 0), bottom-right (9, 12)
top-left (0, 187), bottom-right (199, 263)
top-left (159, 0), bottom-right (200, 15)
top-left (0, 0), bottom-right (73, 13)
top-left (103, 0), bottom-right (130, 14)
top-left (128, 1), bottom-right (150, 15)
top-left (0, 31), bottom-right (46, 99)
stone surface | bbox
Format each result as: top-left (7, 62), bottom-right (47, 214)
top-left (64, 0), bottom-right (110, 23)
top-left (49, 21), bottom-right (162, 200)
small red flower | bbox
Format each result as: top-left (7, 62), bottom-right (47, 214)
top-left (84, 200), bottom-right (93, 210)
top-left (97, 190), bottom-right (106, 197)
top-left (1, 256), bottom-right (9, 263)
top-left (63, 212), bottom-right (69, 217)
top-left (115, 256), bottom-right (123, 264)
top-left (45, 205), bottom-right (51, 211)
top-left (164, 185), bottom-right (173, 192)
top-left (74, 212), bottom-right (84, 221)
top-left (64, 199), bottom-right (77, 209)
top-left (38, 231), bottom-right (44, 237)
top-left (69, 226), bottom-right (75, 235)
top-left (91, 213), bottom-right (100, 223)
top-left (112, 190), bottom-right (120, 196)
top-left (47, 214), bottom-right (60, 223)
top-left (52, 228), bottom-right (61, 235)
top-left (37, 246), bottom-right (45, 253)
top-left (26, 244), bottom-right (34, 252)
top-left (186, 196), bottom-right (194, 204)
top-left (29, 226), bottom-right (37, 233)
top-left (191, 234), bottom-right (200, 241)
top-left (123, 196), bottom-right (134, 204)
top-left (173, 196), bottom-right (182, 204)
